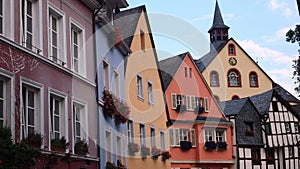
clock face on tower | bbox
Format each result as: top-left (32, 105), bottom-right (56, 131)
top-left (228, 57), bottom-right (237, 66)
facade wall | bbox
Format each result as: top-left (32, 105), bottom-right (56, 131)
top-left (125, 10), bottom-right (170, 169)
top-left (202, 39), bottom-right (273, 101)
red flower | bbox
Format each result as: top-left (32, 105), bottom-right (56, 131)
top-left (0, 159), bottom-right (2, 164)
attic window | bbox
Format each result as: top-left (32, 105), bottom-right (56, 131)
top-left (140, 30), bottom-right (145, 51)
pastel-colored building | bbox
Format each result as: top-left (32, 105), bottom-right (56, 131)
top-left (95, 0), bottom-right (132, 168)
top-left (0, 0), bottom-right (100, 168)
top-left (159, 52), bottom-right (234, 169)
top-left (115, 5), bottom-right (171, 169)
top-left (196, 1), bottom-right (273, 101)
top-left (222, 85), bottom-right (300, 169)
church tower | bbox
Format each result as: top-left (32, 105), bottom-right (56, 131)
top-left (208, 0), bottom-right (230, 51)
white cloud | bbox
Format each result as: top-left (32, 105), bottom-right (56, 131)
top-left (190, 14), bottom-right (212, 22)
top-left (268, 0), bottom-right (293, 17)
top-left (262, 26), bottom-right (294, 43)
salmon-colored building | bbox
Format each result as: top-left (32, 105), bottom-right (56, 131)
top-left (159, 52), bottom-right (234, 169)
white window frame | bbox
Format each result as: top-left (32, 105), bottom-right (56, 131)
top-left (72, 99), bottom-right (88, 146)
top-left (285, 123), bottom-right (291, 133)
top-left (20, 78), bottom-right (43, 141)
top-left (48, 3), bottom-right (66, 66)
top-left (186, 96), bottom-right (195, 110)
top-left (113, 69), bottom-right (120, 97)
top-left (139, 123), bottom-right (146, 146)
top-left (127, 120), bottom-right (134, 143)
top-left (150, 127), bottom-right (156, 148)
top-left (177, 95), bottom-right (185, 106)
top-left (147, 81), bottom-right (153, 105)
top-left (204, 97), bottom-right (209, 112)
top-left (137, 74), bottom-right (144, 100)
top-left (0, 70), bottom-right (13, 130)
top-left (1, 1), bottom-right (14, 40)
top-left (171, 93), bottom-right (177, 109)
top-left (216, 129), bottom-right (226, 142)
top-left (190, 129), bottom-right (196, 146)
top-left (102, 59), bottom-right (110, 89)
top-left (160, 130), bottom-right (166, 151)
top-left (204, 129), bottom-right (214, 142)
top-left (70, 19), bottom-right (86, 76)
top-left (170, 128), bottom-right (195, 147)
top-left (105, 130), bottom-right (112, 162)
top-left (49, 88), bottom-right (68, 149)
top-left (116, 135), bottom-right (122, 161)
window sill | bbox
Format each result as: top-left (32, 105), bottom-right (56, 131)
top-left (148, 101), bottom-right (154, 106)
top-left (137, 95), bottom-right (144, 102)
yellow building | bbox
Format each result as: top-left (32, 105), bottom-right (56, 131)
top-left (196, 1), bottom-right (274, 101)
top-left (115, 5), bottom-right (171, 169)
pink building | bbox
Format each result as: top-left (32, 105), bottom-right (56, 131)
top-left (0, 0), bottom-right (99, 168)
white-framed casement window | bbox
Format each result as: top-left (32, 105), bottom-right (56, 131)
top-left (20, 79), bottom-right (42, 140)
top-left (150, 127), bottom-right (156, 148)
top-left (49, 90), bottom-right (67, 143)
top-left (171, 94), bottom-right (177, 109)
top-left (105, 130), bottom-right (112, 162)
top-left (186, 96), bottom-right (196, 110)
top-left (216, 129), bottom-right (226, 142)
top-left (48, 4), bottom-right (66, 66)
top-left (139, 123), bottom-right (146, 146)
top-left (127, 120), bottom-right (134, 143)
top-left (204, 97), bottom-right (209, 112)
top-left (116, 135), bottom-right (122, 161)
top-left (204, 130), bottom-right (214, 141)
top-left (285, 123), bottom-right (291, 133)
top-left (70, 21), bottom-right (85, 75)
top-left (0, 1), bottom-right (14, 40)
top-left (113, 69), bottom-right (120, 97)
top-left (137, 74), bottom-right (144, 100)
top-left (72, 100), bottom-right (87, 145)
top-left (0, 72), bottom-right (13, 128)
top-left (147, 81), bottom-right (153, 105)
top-left (169, 128), bottom-right (195, 146)
top-left (23, 0), bottom-right (33, 49)
top-left (103, 59), bottom-right (110, 89)
top-left (160, 131), bottom-right (166, 151)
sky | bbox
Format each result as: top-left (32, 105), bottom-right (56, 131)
top-left (126, 0), bottom-right (300, 98)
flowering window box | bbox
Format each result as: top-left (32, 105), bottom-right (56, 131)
top-left (180, 141), bottom-right (192, 151)
top-left (252, 158), bottom-right (261, 165)
top-left (204, 141), bottom-right (217, 150)
top-left (267, 156), bottom-right (275, 164)
top-left (141, 145), bottom-right (150, 158)
top-left (128, 142), bottom-right (139, 156)
top-left (246, 130), bottom-right (254, 136)
top-left (216, 141), bottom-right (227, 150)
top-left (161, 151), bottom-right (171, 161)
top-left (151, 147), bottom-right (161, 159)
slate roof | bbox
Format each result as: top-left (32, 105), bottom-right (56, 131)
top-left (208, 0), bottom-right (229, 32)
top-left (249, 90), bottom-right (273, 115)
top-left (195, 45), bottom-right (223, 72)
top-left (220, 98), bottom-right (248, 116)
top-left (114, 5), bottom-right (145, 47)
top-left (158, 52), bottom-right (188, 91)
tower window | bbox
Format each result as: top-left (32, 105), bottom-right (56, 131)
top-left (228, 44), bottom-right (235, 55)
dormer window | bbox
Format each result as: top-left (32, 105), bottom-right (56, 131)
top-left (228, 44), bottom-right (235, 55)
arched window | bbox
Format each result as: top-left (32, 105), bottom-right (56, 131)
top-left (231, 95), bottom-right (240, 100)
top-left (228, 69), bottom-right (241, 87)
top-left (214, 95), bottom-right (220, 102)
top-left (210, 71), bottom-right (219, 87)
top-left (249, 72), bottom-right (258, 87)
top-left (228, 44), bottom-right (235, 55)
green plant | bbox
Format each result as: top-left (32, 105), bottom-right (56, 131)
top-left (51, 136), bottom-right (70, 151)
top-left (105, 160), bottom-right (126, 169)
top-left (102, 89), bottom-right (115, 118)
top-left (22, 133), bottom-right (43, 148)
top-left (74, 139), bottom-right (88, 155)
top-left (128, 142), bottom-right (139, 156)
top-left (151, 146), bottom-right (161, 159)
top-left (141, 145), bottom-right (150, 158)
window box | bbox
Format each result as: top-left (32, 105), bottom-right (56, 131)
top-left (252, 157), bottom-right (261, 165)
top-left (267, 156), bottom-right (275, 164)
top-left (161, 151), bottom-right (171, 161)
top-left (151, 146), bottom-right (161, 159)
top-left (216, 141), bottom-right (227, 150)
top-left (51, 137), bottom-right (69, 152)
top-left (128, 142), bottom-right (139, 156)
top-left (176, 105), bottom-right (187, 113)
top-left (102, 89), bottom-right (115, 118)
top-left (113, 98), bottom-right (130, 124)
top-left (204, 141), bottom-right (217, 150)
top-left (74, 139), bottom-right (88, 156)
top-left (21, 133), bottom-right (43, 149)
top-left (194, 106), bottom-right (205, 114)
top-left (246, 130), bottom-right (254, 136)
top-left (180, 141), bottom-right (192, 151)
top-left (105, 160), bottom-right (126, 169)
top-left (141, 145), bottom-right (150, 158)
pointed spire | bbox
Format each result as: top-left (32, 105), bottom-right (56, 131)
top-left (208, 0), bottom-right (229, 32)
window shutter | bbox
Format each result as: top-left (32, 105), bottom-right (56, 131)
top-left (175, 128), bottom-right (180, 145)
top-left (171, 94), bottom-right (177, 109)
top-left (191, 96), bottom-right (195, 109)
top-left (204, 97), bottom-right (209, 112)
top-left (169, 128), bottom-right (174, 146)
top-left (190, 129), bottom-right (196, 146)
top-left (186, 96), bottom-right (191, 110)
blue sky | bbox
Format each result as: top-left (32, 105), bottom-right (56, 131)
top-left (126, 0), bottom-right (300, 97)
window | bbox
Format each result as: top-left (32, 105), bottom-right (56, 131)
top-left (272, 101), bottom-right (278, 112)
top-left (21, 81), bottom-right (42, 140)
top-left (186, 96), bottom-right (192, 110)
top-left (103, 60), bottom-right (110, 89)
top-left (184, 67), bottom-right (188, 77)
top-left (0, 0), bottom-right (2, 34)
top-left (140, 124), bottom-right (146, 146)
top-left (228, 69), bottom-right (241, 87)
top-left (204, 97), bottom-right (209, 112)
top-left (0, 74), bottom-right (12, 128)
top-left (105, 130), bottom-right (112, 162)
top-left (216, 130), bottom-right (225, 142)
top-left (49, 91), bottom-right (67, 141)
top-left (71, 22), bottom-right (85, 75)
top-left (73, 102), bottom-right (87, 143)
top-left (285, 123), bottom-right (291, 133)
top-left (113, 70), bottom-right (120, 97)
top-left (0, 1), bottom-right (13, 39)
top-left (214, 95), bottom-right (220, 102)
top-left (177, 95), bottom-right (185, 106)
top-left (245, 121), bottom-right (254, 136)
top-left (189, 68), bottom-right (192, 78)
top-left (231, 95), bottom-right (240, 100)
top-left (249, 72), bottom-right (258, 87)
top-left (210, 71), bottom-right (219, 87)
top-left (150, 128), bottom-right (155, 148)
top-left (170, 94), bottom-right (186, 109)
top-left (266, 148), bottom-right (275, 164)
top-left (48, 6), bottom-right (65, 65)
top-left (171, 94), bottom-right (177, 109)
top-left (116, 135), bottom-right (122, 161)
top-left (265, 123), bottom-right (271, 135)
top-left (204, 130), bottom-right (214, 141)
top-left (195, 97), bottom-right (202, 107)
top-left (127, 120), bottom-right (134, 143)
top-left (169, 128), bottom-right (195, 146)
top-left (295, 123), bottom-right (299, 133)
top-left (137, 75), bottom-right (143, 99)
top-left (24, 0), bottom-right (33, 49)
top-left (148, 81), bottom-right (153, 105)
top-left (140, 30), bottom-right (145, 50)
top-left (251, 148), bottom-right (261, 164)
top-left (160, 131), bottom-right (165, 151)
top-left (288, 147), bottom-right (294, 157)
top-left (228, 44), bottom-right (235, 55)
